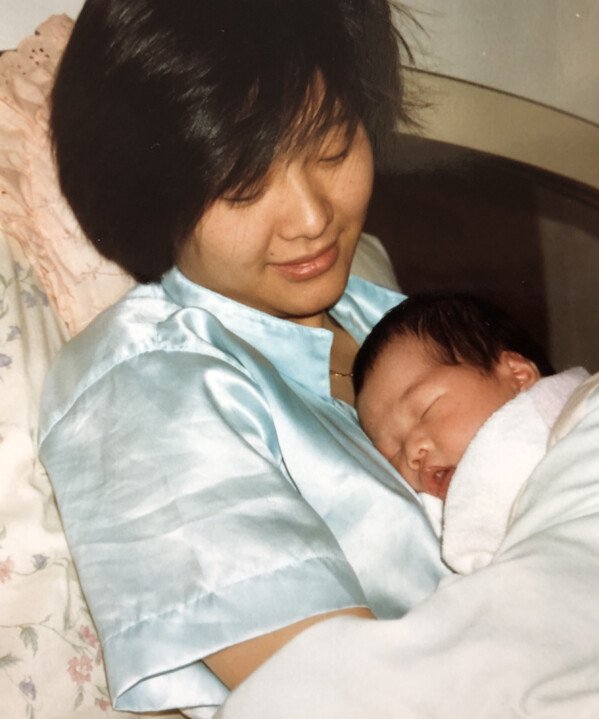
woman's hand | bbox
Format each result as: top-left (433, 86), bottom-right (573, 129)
top-left (204, 606), bottom-right (375, 689)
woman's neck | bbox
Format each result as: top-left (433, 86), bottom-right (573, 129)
top-left (324, 314), bottom-right (359, 406)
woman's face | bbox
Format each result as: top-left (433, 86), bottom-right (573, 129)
top-left (178, 123), bottom-right (374, 326)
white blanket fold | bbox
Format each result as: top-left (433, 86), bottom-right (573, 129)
top-left (442, 367), bottom-right (588, 574)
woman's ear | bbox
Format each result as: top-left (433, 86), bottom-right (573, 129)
top-left (497, 351), bottom-right (541, 392)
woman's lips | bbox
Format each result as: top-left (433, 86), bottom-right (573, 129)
top-left (271, 243), bottom-right (339, 281)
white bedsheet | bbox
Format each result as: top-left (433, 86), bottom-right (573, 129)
top-left (217, 384), bottom-right (599, 718)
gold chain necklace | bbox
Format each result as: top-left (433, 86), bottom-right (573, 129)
top-left (324, 313), bottom-right (356, 379)
top-left (329, 369), bottom-right (354, 378)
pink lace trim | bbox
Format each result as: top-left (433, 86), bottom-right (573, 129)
top-left (0, 15), bottom-right (134, 336)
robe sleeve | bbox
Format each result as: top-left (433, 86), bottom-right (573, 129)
top-left (39, 347), bottom-right (367, 712)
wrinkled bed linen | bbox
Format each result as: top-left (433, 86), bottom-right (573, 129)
top-left (216, 379), bottom-right (599, 718)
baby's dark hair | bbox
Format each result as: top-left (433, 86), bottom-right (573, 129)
top-left (353, 292), bottom-right (555, 395)
top-left (51, 0), bottom-right (412, 283)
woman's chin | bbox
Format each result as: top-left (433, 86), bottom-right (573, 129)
top-left (281, 279), bottom-right (349, 325)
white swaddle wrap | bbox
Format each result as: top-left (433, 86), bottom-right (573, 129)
top-left (216, 370), bottom-right (599, 719)
top-left (442, 366), bottom-right (589, 574)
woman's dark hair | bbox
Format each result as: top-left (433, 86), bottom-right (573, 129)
top-left (353, 292), bottom-right (556, 394)
top-left (51, 0), bottom-right (412, 282)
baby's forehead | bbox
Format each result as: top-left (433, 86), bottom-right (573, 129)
top-left (357, 336), bottom-right (433, 414)
top-left (380, 333), bottom-right (441, 369)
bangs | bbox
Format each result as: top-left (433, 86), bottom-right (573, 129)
top-left (201, 0), bottom-right (366, 203)
top-left (213, 83), bottom-right (360, 201)
top-left (277, 83), bottom-right (359, 160)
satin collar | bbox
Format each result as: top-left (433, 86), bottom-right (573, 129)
top-left (161, 267), bottom-right (402, 397)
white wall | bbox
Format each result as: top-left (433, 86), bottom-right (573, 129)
top-left (0, 0), bottom-right (84, 49)
top-left (405, 0), bottom-right (599, 124)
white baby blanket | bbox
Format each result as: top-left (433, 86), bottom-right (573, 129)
top-left (442, 366), bottom-right (589, 574)
top-left (216, 370), bottom-right (599, 719)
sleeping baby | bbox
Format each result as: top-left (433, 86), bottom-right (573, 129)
top-left (353, 292), bottom-right (594, 574)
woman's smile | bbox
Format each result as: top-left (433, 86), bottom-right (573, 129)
top-left (270, 243), bottom-right (339, 281)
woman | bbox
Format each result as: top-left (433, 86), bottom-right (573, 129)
top-left (40, 0), bottom-right (446, 713)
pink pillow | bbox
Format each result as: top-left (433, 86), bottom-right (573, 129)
top-left (0, 15), bottom-right (134, 337)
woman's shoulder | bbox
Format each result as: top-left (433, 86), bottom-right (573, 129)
top-left (38, 281), bottom-right (250, 444)
top-left (42, 284), bottom-right (175, 392)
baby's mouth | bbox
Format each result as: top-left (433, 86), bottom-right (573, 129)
top-left (420, 465), bottom-right (455, 501)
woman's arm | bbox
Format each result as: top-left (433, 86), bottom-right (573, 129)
top-left (40, 345), bottom-right (376, 709)
top-left (205, 607), bottom-right (375, 689)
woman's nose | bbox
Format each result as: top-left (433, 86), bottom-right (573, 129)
top-left (277, 167), bottom-right (333, 241)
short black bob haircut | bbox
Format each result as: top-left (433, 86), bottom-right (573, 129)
top-left (51, 0), bottom-right (412, 283)
top-left (353, 292), bottom-right (556, 395)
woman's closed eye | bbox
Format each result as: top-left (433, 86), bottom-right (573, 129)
top-left (222, 177), bottom-right (269, 207)
top-left (223, 189), bottom-right (265, 207)
top-left (315, 124), bottom-right (353, 165)
top-left (318, 146), bottom-right (350, 165)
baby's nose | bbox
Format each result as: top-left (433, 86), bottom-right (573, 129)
top-left (395, 445), bottom-right (427, 494)
top-left (405, 433), bottom-right (430, 472)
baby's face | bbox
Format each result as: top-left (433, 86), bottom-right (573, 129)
top-left (356, 335), bottom-right (532, 500)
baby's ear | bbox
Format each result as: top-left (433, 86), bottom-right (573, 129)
top-left (498, 351), bottom-right (541, 391)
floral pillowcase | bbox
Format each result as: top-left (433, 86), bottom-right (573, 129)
top-left (0, 15), bottom-right (179, 719)
top-left (0, 231), bottom-right (181, 719)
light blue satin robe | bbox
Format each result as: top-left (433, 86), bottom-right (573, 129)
top-left (39, 268), bottom-right (447, 712)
